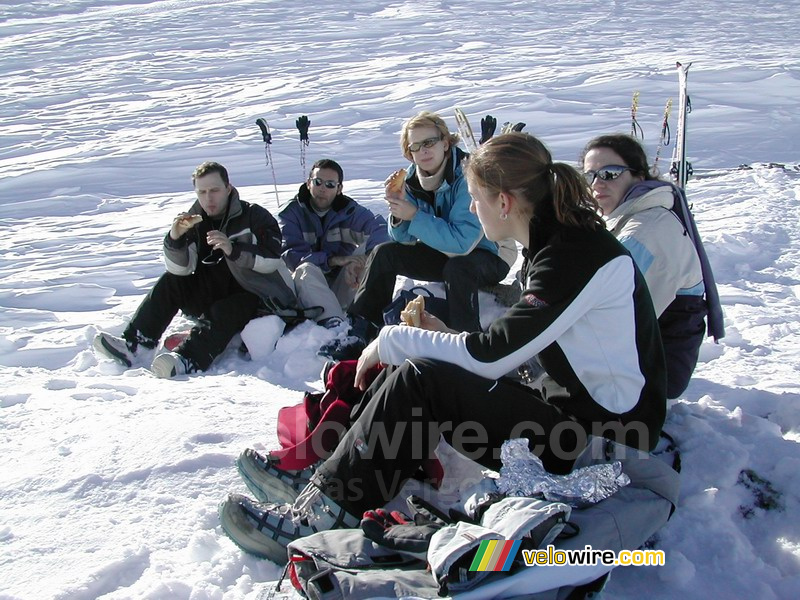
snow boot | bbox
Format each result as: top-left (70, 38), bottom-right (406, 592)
top-left (150, 351), bottom-right (199, 378)
top-left (219, 482), bottom-right (359, 563)
top-left (236, 448), bottom-right (317, 504)
top-left (93, 331), bottom-right (155, 367)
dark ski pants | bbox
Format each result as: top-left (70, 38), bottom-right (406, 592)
top-left (314, 359), bottom-right (587, 515)
top-left (124, 271), bottom-right (259, 370)
top-left (348, 242), bottom-right (509, 332)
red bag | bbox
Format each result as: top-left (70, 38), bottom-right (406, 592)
top-left (269, 360), bottom-right (443, 487)
top-left (270, 360), bottom-right (381, 471)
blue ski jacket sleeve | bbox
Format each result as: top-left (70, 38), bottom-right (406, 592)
top-left (389, 147), bottom-right (497, 257)
top-left (279, 186), bottom-right (390, 272)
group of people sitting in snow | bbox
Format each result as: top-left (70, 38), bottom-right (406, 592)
top-left (93, 110), bottom-right (721, 563)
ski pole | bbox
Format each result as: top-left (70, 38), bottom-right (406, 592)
top-left (256, 118), bottom-right (282, 208)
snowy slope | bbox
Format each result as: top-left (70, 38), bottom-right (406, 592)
top-left (1, 1), bottom-right (799, 598)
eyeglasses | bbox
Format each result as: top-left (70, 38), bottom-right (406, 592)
top-left (201, 249), bottom-right (225, 265)
top-left (407, 136), bottom-right (442, 153)
top-left (583, 165), bottom-right (633, 184)
top-left (311, 177), bottom-right (340, 189)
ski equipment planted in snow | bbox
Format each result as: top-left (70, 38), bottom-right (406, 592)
top-left (296, 115), bottom-right (310, 178)
top-left (671, 62), bottom-right (693, 189)
top-left (653, 98), bottom-right (673, 174)
top-left (630, 91), bottom-right (644, 139)
top-left (454, 108), bottom-right (478, 152)
top-left (255, 118), bottom-right (282, 208)
top-left (479, 114), bottom-right (497, 145)
top-left (499, 121), bottom-right (526, 135)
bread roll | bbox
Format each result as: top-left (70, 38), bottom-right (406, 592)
top-left (386, 169), bottom-right (407, 195)
top-left (182, 214), bottom-right (203, 226)
top-left (400, 294), bottom-right (425, 327)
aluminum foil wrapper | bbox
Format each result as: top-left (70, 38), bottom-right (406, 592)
top-left (497, 438), bottom-right (630, 507)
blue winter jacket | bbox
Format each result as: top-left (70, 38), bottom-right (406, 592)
top-left (390, 146), bottom-right (499, 257)
top-left (278, 185), bottom-right (390, 273)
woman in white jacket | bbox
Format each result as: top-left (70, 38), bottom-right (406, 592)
top-left (581, 134), bottom-right (706, 398)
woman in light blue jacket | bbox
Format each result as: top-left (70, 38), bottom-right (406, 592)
top-left (320, 111), bottom-right (512, 361)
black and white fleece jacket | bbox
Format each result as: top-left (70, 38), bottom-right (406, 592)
top-left (377, 208), bottom-right (667, 450)
top-left (163, 187), bottom-right (298, 309)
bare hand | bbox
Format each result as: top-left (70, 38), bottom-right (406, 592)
top-left (207, 229), bottom-right (233, 256)
top-left (418, 311), bottom-right (457, 333)
top-left (355, 338), bottom-right (382, 390)
top-left (328, 254), bottom-right (367, 268)
top-left (170, 212), bottom-right (201, 240)
top-left (387, 197), bottom-right (418, 222)
top-left (343, 261), bottom-right (365, 289)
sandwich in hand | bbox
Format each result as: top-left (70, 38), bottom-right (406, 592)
top-left (386, 168), bottom-right (407, 195)
top-left (400, 294), bottom-right (425, 328)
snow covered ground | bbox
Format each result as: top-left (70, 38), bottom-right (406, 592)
top-left (1, 0), bottom-right (799, 598)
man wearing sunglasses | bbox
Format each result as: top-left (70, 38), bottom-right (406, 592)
top-left (93, 161), bottom-right (299, 378)
top-left (278, 159), bottom-right (389, 329)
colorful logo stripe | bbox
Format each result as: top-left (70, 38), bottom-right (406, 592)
top-left (469, 540), bottom-right (521, 571)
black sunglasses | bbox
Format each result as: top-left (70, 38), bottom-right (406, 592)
top-left (311, 177), bottom-right (340, 189)
top-left (583, 165), bottom-right (633, 184)
top-left (407, 135), bottom-right (442, 153)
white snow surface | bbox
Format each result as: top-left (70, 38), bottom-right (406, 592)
top-left (2, 1), bottom-right (800, 598)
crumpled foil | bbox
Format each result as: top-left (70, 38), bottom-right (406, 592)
top-left (496, 438), bottom-right (630, 507)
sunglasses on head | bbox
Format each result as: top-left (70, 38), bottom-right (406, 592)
top-left (407, 135), bottom-right (442, 153)
top-left (583, 165), bottom-right (633, 184)
top-left (311, 177), bottom-right (340, 189)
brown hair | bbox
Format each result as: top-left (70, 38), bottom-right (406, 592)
top-left (466, 133), bottom-right (604, 230)
top-left (580, 134), bottom-right (659, 180)
top-left (192, 161), bottom-right (230, 186)
top-left (399, 111), bottom-right (460, 161)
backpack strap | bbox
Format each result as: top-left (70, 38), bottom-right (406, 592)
top-left (671, 185), bottom-right (725, 341)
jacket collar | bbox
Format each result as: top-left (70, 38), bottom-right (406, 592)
top-left (406, 145), bottom-right (466, 197)
top-left (191, 185), bottom-right (242, 227)
top-left (606, 180), bottom-right (675, 224)
top-left (521, 200), bottom-right (559, 261)
top-left (292, 183), bottom-right (353, 213)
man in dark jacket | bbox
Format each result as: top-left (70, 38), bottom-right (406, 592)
top-left (279, 159), bottom-right (389, 328)
top-left (93, 161), bottom-right (299, 378)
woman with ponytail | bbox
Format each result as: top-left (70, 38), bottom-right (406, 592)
top-left (219, 134), bottom-right (668, 559)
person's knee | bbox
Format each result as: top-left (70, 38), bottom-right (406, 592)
top-left (442, 256), bottom-right (474, 284)
top-left (369, 241), bottom-right (401, 268)
top-left (294, 262), bottom-right (325, 285)
top-left (398, 358), bottom-right (460, 385)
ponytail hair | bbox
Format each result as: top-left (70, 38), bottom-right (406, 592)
top-left (466, 133), bottom-right (604, 230)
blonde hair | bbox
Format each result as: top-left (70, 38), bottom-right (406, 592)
top-left (466, 133), bottom-right (604, 230)
top-left (399, 111), bottom-right (460, 161)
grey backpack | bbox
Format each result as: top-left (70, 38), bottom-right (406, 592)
top-left (280, 437), bottom-right (679, 600)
